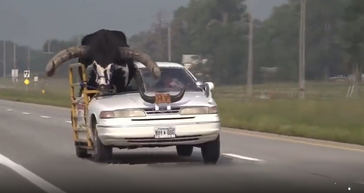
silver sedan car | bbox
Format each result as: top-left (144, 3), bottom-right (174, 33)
top-left (78, 62), bottom-right (220, 163)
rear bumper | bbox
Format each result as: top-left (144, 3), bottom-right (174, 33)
top-left (97, 121), bottom-right (220, 147)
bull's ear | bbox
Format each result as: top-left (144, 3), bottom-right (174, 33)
top-left (106, 63), bottom-right (113, 70)
top-left (92, 60), bottom-right (97, 67)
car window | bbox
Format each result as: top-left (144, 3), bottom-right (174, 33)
top-left (139, 67), bottom-right (201, 92)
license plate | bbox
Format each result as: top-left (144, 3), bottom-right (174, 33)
top-left (155, 127), bottom-right (175, 139)
top-left (155, 93), bottom-right (171, 104)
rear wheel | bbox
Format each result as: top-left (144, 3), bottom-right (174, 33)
top-left (92, 119), bottom-right (112, 162)
top-left (75, 146), bottom-right (89, 158)
top-left (176, 145), bottom-right (193, 156)
top-left (201, 135), bottom-right (220, 164)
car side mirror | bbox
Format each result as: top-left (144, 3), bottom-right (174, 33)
top-left (204, 82), bottom-right (214, 99)
top-left (196, 81), bottom-right (214, 98)
top-left (205, 82), bottom-right (214, 90)
top-left (196, 81), bottom-right (214, 89)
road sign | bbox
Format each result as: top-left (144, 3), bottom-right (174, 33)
top-left (11, 69), bottom-right (18, 78)
top-left (11, 69), bottom-right (19, 82)
top-left (24, 78), bottom-right (30, 85)
top-left (24, 70), bottom-right (30, 78)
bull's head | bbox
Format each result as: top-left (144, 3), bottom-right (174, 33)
top-left (91, 61), bottom-right (114, 93)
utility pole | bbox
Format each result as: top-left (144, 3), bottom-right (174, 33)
top-left (168, 25), bottom-right (172, 62)
top-left (299, 0), bottom-right (307, 99)
top-left (2, 41), bottom-right (6, 78)
top-left (13, 42), bottom-right (16, 69)
top-left (45, 40), bottom-right (53, 54)
top-left (246, 1), bottom-right (254, 98)
top-left (12, 42), bottom-right (17, 83)
top-left (27, 47), bottom-right (31, 70)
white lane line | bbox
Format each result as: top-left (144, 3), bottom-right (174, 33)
top-left (223, 129), bottom-right (364, 153)
top-left (22, 112), bottom-right (31, 115)
top-left (40, 116), bottom-right (51, 119)
top-left (0, 153), bottom-right (66, 193)
top-left (223, 153), bottom-right (264, 162)
top-left (65, 121), bottom-right (71, 124)
top-left (6, 108), bottom-right (13, 112)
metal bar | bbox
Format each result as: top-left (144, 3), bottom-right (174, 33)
top-left (83, 91), bottom-right (93, 148)
top-left (69, 67), bottom-right (78, 141)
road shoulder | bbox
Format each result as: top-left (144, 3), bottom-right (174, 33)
top-left (222, 127), bottom-right (364, 153)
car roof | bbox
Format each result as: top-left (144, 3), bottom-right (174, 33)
top-left (135, 62), bottom-right (185, 69)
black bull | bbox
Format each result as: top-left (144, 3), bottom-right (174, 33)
top-left (45, 29), bottom-right (185, 103)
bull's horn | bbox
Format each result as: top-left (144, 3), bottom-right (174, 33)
top-left (139, 91), bottom-right (156, 104)
top-left (170, 88), bottom-right (185, 103)
top-left (134, 70), bottom-right (156, 103)
top-left (139, 89), bottom-right (185, 104)
top-left (45, 46), bottom-right (89, 77)
top-left (119, 47), bottom-right (161, 78)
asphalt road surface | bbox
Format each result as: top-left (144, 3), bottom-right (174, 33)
top-left (0, 99), bottom-right (364, 193)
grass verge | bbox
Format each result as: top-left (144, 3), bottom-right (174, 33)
top-left (0, 88), bottom-right (69, 108)
top-left (217, 98), bottom-right (364, 145)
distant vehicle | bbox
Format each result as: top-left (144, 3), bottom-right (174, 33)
top-left (70, 62), bottom-right (220, 164)
top-left (328, 75), bottom-right (347, 82)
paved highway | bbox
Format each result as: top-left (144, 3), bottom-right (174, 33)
top-left (0, 99), bottom-right (363, 193)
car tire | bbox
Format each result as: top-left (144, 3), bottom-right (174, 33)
top-left (176, 145), bottom-right (193, 156)
top-left (92, 120), bottom-right (112, 162)
top-left (94, 130), bottom-right (112, 162)
top-left (201, 135), bottom-right (220, 164)
top-left (75, 146), bottom-right (89, 158)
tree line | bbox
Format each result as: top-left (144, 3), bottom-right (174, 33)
top-left (2, 0), bottom-right (363, 84)
top-left (131, 0), bottom-right (364, 84)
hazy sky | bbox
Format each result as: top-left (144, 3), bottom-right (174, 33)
top-left (0, 0), bottom-right (286, 49)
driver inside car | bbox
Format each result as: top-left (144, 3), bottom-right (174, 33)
top-left (157, 73), bottom-right (184, 90)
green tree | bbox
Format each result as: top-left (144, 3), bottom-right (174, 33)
top-left (341, 0), bottom-right (364, 81)
top-left (255, 0), bottom-right (346, 81)
top-left (131, 0), bottom-right (248, 84)
top-left (254, 1), bottom-right (300, 81)
top-left (169, 0), bottom-right (248, 84)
